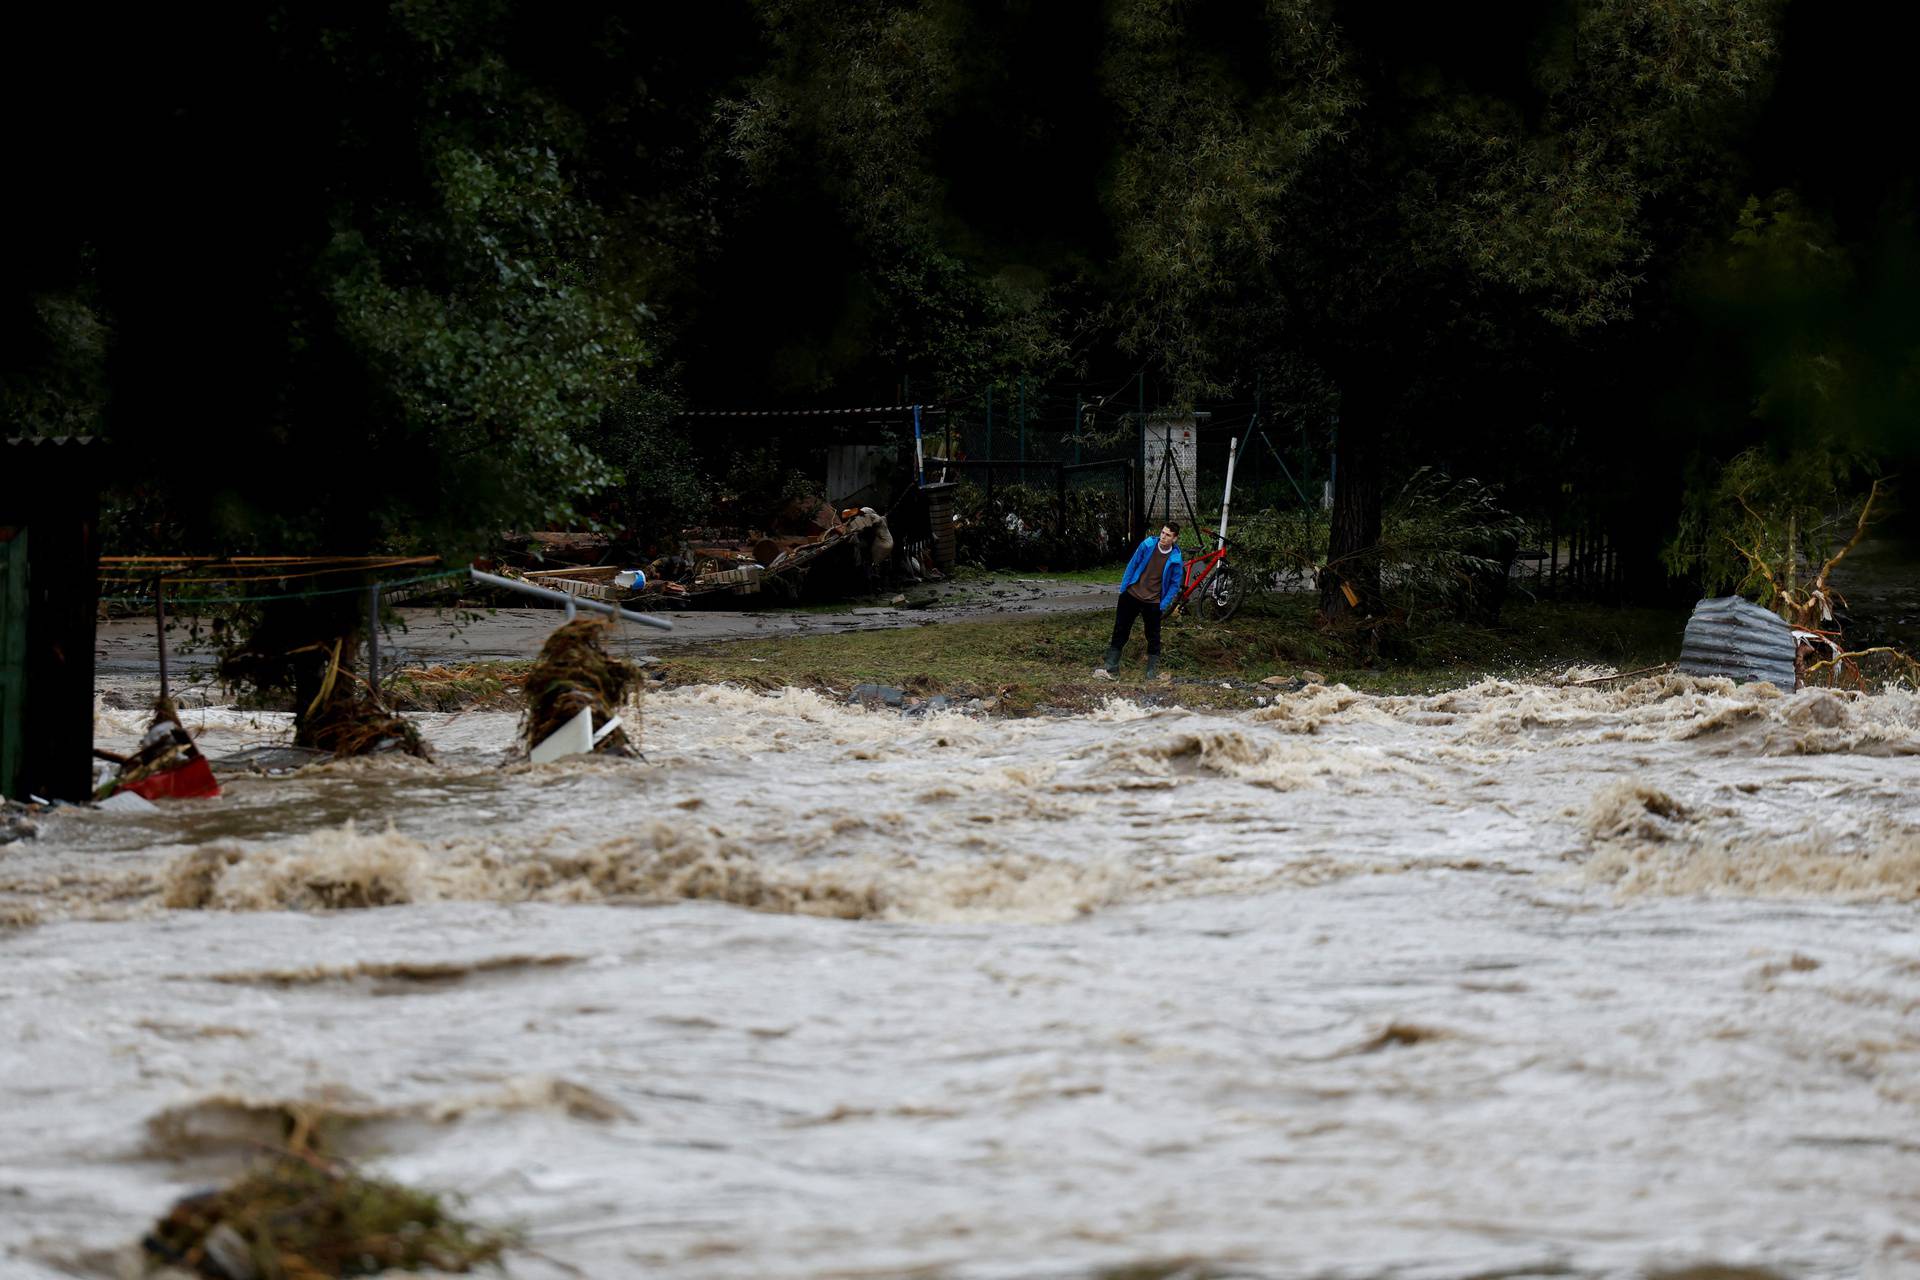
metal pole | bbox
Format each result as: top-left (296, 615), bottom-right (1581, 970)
top-left (913, 404), bottom-right (925, 486)
top-left (1259, 430), bottom-right (1315, 512)
top-left (367, 583), bottom-right (380, 693)
top-left (155, 577), bottom-right (170, 704)
top-left (985, 385), bottom-right (994, 508)
top-left (467, 568), bottom-right (672, 630)
top-left (1055, 461), bottom-right (1067, 543)
top-left (1136, 371), bottom-right (1147, 537)
top-left (1073, 394), bottom-right (1082, 465)
top-left (1017, 375), bottom-right (1026, 483)
top-left (1218, 436), bottom-right (1240, 549)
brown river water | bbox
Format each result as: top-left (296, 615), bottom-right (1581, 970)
top-left (2, 676), bottom-right (1918, 1278)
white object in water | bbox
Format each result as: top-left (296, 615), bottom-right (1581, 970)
top-left (97, 791), bottom-right (160, 814)
top-left (530, 707), bottom-right (595, 765)
top-left (591, 716), bottom-right (622, 746)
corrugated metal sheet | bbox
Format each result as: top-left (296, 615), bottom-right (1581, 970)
top-left (825, 445), bottom-right (894, 507)
top-left (1677, 596), bottom-right (1798, 688)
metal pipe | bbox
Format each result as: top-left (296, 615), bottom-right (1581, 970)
top-left (1217, 435), bottom-right (1240, 549)
top-left (913, 404), bottom-right (925, 486)
top-left (468, 568), bottom-right (672, 630)
top-left (155, 578), bottom-right (170, 704)
top-left (367, 583), bottom-right (380, 691)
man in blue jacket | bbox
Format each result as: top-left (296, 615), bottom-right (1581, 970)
top-left (1100, 522), bottom-right (1184, 679)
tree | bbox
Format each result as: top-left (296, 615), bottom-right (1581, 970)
top-left (12, 0), bottom-right (652, 555)
top-left (1098, 1), bottom-right (1783, 619)
top-left (6, 1), bottom-right (661, 738)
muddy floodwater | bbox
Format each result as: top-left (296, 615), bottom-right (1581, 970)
top-left (4, 676), bottom-right (1919, 1278)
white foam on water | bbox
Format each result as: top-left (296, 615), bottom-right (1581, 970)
top-left (6, 676), bottom-right (1920, 1279)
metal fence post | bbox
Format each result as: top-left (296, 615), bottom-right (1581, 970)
top-left (155, 577), bottom-right (170, 705)
top-left (367, 583), bottom-right (381, 693)
top-left (1055, 461), bottom-right (1067, 547)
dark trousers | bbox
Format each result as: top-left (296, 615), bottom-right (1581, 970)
top-left (1109, 592), bottom-right (1162, 656)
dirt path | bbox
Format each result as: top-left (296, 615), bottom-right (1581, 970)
top-left (92, 574), bottom-right (1117, 677)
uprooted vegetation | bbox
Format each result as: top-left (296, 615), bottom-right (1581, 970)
top-left (1668, 453), bottom-right (1918, 687)
top-left (141, 1136), bottom-right (512, 1279)
top-left (522, 617), bottom-right (641, 755)
top-left (143, 1157), bottom-right (510, 1278)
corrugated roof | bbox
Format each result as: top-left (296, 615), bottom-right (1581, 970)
top-left (1676, 596), bottom-right (1798, 688)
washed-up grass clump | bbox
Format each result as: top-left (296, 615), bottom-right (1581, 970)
top-left (286, 639), bottom-right (433, 760)
top-left (383, 662), bottom-right (528, 712)
top-left (304, 692), bottom-right (431, 760)
top-left (143, 1154), bottom-right (511, 1278)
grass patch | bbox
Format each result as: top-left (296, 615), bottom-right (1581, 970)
top-left (654, 595), bottom-right (1687, 712)
top-left (383, 662), bottom-right (528, 712)
top-left (1005, 560), bottom-right (1129, 586)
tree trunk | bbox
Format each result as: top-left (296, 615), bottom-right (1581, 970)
top-left (1318, 404), bottom-right (1382, 621)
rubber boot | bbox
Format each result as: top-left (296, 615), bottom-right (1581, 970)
top-left (1143, 655), bottom-right (1160, 681)
top-left (1101, 646), bottom-right (1121, 673)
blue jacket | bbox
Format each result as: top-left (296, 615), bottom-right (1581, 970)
top-left (1119, 536), bottom-right (1185, 613)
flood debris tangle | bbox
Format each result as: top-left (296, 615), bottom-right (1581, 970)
top-left (141, 1152), bottom-right (511, 1279)
top-left (521, 617), bottom-right (640, 757)
top-left (96, 696), bottom-right (223, 800)
top-left (300, 643), bottom-right (432, 762)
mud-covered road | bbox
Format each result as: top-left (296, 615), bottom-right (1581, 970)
top-left (93, 575), bottom-right (1115, 677)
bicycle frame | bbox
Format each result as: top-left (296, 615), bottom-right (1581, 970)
top-left (1175, 539), bottom-right (1228, 607)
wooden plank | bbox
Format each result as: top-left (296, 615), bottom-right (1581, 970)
top-left (524, 566), bottom-right (621, 581)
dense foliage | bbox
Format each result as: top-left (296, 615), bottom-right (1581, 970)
top-left (5, 0), bottom-right (1915, 605)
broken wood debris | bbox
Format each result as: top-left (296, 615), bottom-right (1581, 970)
top-left (95, 697), bottom-right (222, 801)
top-left (497, 499), bottom-right (934, 611)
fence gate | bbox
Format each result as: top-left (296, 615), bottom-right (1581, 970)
top-left (1142, 416), bottom-right (1200, 531)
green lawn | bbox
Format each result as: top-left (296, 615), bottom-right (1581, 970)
top-left (1007, 561), bottom-right (1129, 586)
top-left (652, 596), bottom-right (1688, 712)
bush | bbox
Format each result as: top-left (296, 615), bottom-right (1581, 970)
top-left (1228, 468), bottom-right (1526, 621)
top-left (953, 480), bottom-right (1128, 569)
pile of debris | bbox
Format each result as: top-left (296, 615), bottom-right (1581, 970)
top-left (1, 798), bottom-right (39, 845)
top-left (523, 618), bottom-right (640, 761)
top-left (499, 498), bottom-right (936, 610)
top-left (1676, 479), bottom-right (1920, 690)
top-left (94, 698), bottom-right (221, 801)
top-left (143, 1153), bottom-right (509, 1278)
top-left (298, 640), bottom-right (432, 760)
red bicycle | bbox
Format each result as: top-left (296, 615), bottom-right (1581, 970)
top-left (1172, 526), bottom-right (1246, 623)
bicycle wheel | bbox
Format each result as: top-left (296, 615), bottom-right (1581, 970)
top-left (1192, 565), bottom-right (1245, 623)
